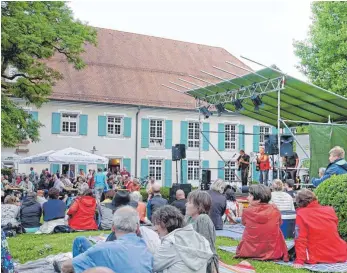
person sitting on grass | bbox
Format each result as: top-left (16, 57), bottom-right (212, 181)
top-left (284, 179), bottom-right (296, 198)
top-left (186, 190), bottom-right (218, 273)
top-left (61, 206), bottom-right (153, 273)
top-left (224, 188), bottom-right (241, 224)
top-left (98, 190), bottom-right (116, 230)
top-left (152, 205), bottom-right (213, 273)
top-left (292, 189), bottom-right (347, 268)
top-left (130, 191), bottom-right (148, 224)
top-left (1, 195), bottom-right (20, 229)
top-left (67, 189), bottom-right (98, 231)
top-left (20, 192), bottom-right (42, 231)
top-left (235, 184), bottom-right (289, 261)
top-left (37, 188), bottom-right (66, 234)
top-left (270, 179), bottom-right (295, 211)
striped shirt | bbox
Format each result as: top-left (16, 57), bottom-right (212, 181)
top-left (270, 191), bottom-right (295, 211)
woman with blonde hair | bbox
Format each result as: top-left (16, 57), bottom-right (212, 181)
top-left (208, 179), bottom-right (227, 230)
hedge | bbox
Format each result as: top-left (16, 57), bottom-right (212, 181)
top-left (315, 174), bottom-right (347, 240)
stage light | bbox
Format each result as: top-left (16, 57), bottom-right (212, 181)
top-left (251, 95), bottom-right (263, 111)
top-left (199, 106), bottom-right (212, 119)
top-left (232, 99), bottom-right (244, 111)
top-left (215, 103), bottom-right (225, 116)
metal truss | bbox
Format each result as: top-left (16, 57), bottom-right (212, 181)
top-left (198, 76), bottom-right (284, 105)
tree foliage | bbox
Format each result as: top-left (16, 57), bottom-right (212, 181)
top-left (293, 1), bottom-right (347, 97)
top-left (1, 1), bottom-right (97, 147)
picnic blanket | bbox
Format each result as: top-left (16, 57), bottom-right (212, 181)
top-left (216, 224), bottom-right (245, 240)
top-left (219, 244), bottom-right (347, 273)
top-left (219, 261), bottom-right (256, 273)
top-left (15, 252), bottom-right (72, 273)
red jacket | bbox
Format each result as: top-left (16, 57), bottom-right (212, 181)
top-left (236, 202), bottom-right (289, 261)
top-left (67, 196), bottom-right (98, 230)
top-left (294, 201), bottom-right (347, 265)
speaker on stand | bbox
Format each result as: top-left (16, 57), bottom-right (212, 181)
top-left (201, 169), bottom-right (211, 190)
top-left (172, 144), bottom-right (186, 184)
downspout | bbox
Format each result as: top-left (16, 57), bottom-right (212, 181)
top-left (135, 106), bottom-right (141, 177)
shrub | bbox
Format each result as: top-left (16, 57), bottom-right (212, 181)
top-left (314, 174), bottom-right (347, 240)
top-left (1, 168), bottom-right (12, 176)
top-left (139, 186), bottom-right (170, 202)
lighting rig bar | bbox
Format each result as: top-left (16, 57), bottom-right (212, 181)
top-left (197, 76), bottom-right (284, 106)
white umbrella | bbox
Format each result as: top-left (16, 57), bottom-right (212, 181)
top-left (19, 150), bottom-right (55, 164)
top-left (20, 147), bottom-right (108, 165)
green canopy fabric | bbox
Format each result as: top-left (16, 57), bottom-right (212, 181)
top-left (186, 68), bottom-right (347, 127)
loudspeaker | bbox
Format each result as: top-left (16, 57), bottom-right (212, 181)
top-left (169, 183), bottom-right (192, 203)
top-left (280, 135), bottom-right (294, 157)
top-left (201, 170), bottom-right (211, 190)
top-left (264, 134), bottom-right (278, 155)
top-left (172, 144), bottom-right (186, 161)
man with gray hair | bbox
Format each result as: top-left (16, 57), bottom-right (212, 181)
top-left (312, 146), bottom-right (347, 187)
top-left (146, 183), bottom-right (168, 221)
top-left (61, 206), bottom-right (153, 273)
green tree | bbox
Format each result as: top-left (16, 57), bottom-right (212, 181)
top-left (293, 1), bottom-right (347, 97)
top-left (1, 1), bottom-right (97, 147)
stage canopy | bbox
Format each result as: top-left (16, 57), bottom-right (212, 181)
top-left (185, 67), bottom-right (347, 127)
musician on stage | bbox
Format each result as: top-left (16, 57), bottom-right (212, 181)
top-left (256, 147), bottom-right (270, 186)
top-left (282, 152), bottom-right (299, 181)
top-left (237, 150), bottom-right (250, 186)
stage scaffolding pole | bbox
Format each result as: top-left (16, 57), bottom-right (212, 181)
top-left (198, 99), bottom-right (202, 187)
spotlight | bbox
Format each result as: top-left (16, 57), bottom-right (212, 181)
top-left (251, 95), bottom-right (263, 111)
top-left (232, 99), bottom-right (244, 111)
top-left (215, 103), bottom-right (225, 117)
top-left (199, 106), bottom-right (212, 119)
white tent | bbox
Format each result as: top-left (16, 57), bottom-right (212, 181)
top-left (19, 147), bottom-right (108, 165)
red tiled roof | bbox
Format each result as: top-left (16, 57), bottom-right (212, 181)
top-left (48, 27), bottom-right (251, 109)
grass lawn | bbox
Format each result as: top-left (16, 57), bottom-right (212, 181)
top-left (8, 233), bottom-right (309, 273)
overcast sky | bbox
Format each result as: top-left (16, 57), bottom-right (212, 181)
top-left (69, 0), bottom-right (312, 81)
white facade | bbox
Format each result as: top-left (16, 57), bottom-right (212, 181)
top-left (2, 100), bottom-right (275, 187)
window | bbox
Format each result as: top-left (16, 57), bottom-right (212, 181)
top-left (107, 116), bottom-right (122, 136)
top-left (259, 126), bottom-right (270, 147)
top-left (188, 122), bottom-right (200, 148)
top-left (225, 161), bottom-right (237, 182)
top-left (61, 113), bottom-right (78, 134)
top-left (150, 119), bottom-right (164, 147)
top-left (188, 160), bottom-right (200, 181)
top-left (225, 124), bottom-right (237, 150)
top-left (149, 159), bottom-right (162, 181)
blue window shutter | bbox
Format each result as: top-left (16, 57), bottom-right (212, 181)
top-left (272, 126), bottom-right (278, 135)
top-left (180, 121), bottom-right (188, 147)
top-left (123, 158), bottom-right (131, 174)
top-left (50, 164), bottom-right (60, 174)
top-left (218, 123), bottom-right (225, 151)
top-left (252, 162), bottom-right (259, 182)
top-left (30, 111), bottom-right (38, 121)
top-left (218, 161), bottom-right (225, 179)
top-left (164, 160), bottom-right (172, 187)
top-left (98, 116), bottom-right (106, 136)
top-left (78, 165), bottom-right (87, 174)
top-left (141, 119), bottom-right (149, 148)
top-left (284, 127), bottom-right (291, 135)
top-left (165, 120), bottom-right (173, 149)
top-left (123, 117), bottom-right (132, 137)
top-left (79, 114), bottom-right (88, 135)
top-left (141, 159), bottom-right (149, 178)
top-left (238, 124), bottom-right (245, 151)
top-left (97, 164), bottom-right (106, 170)
top-left (51, 112), bottom-right (61, 134)
top-left (202, 123), bottom-right (210, 151)
top-left (253, 125), bottom-right (260, 152)
top-left (202, 160), bottom-right (209, 170)
top-left (182, 160), bottom-right (188, 184)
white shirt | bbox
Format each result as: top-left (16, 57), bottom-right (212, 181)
top-left (270, 191), bottom-right (295, 211)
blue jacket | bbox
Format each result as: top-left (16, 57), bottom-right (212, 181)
top-left (312, 158), bottom-right (347, 187)
top-left (73, 233), bottom-right (153, 273)
top-left (42, 199), bottom-right (66, 222)
top-left (147, 195), bottom-right (168, 221)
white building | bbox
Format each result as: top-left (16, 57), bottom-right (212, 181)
top-left (2, 28), bottom-right (279, 186)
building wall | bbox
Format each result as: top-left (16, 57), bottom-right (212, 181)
top-left (2, 100), bottom-right (275, 186)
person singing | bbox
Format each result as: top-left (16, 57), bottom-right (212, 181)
top-left (256, 147), bottom-right (270, 186)
top-left (237, 150), bottom-right (250, 186)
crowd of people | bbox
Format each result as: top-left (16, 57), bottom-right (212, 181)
top-left (1, 146), bottom-right (347, 273)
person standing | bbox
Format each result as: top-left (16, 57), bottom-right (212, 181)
top-left (207, 179), bottom-right (227, 230)
top-left (237, 150), bottom-right (250, 186)
top-left (171, 189), bottom-right (187, 215)
top-left (283, 152), bottom-right (299, 180)
top-left (94, 168), bottom-right (109, 201)
top-left (146, 183), bottom-right (168, 221)
top-left (257, 147), bottom-right (270, 186)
